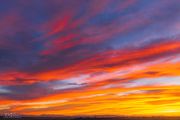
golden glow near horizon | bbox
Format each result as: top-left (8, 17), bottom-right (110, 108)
top-left (1, 57), bottom-right (180, 116)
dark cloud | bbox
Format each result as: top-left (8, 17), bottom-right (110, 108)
top-left (0, 82), bottom-right (50, 100)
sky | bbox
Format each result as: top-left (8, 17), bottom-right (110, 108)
top-left (0, 0), bottom-right (180, 116)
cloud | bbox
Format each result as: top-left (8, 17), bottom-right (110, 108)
top-left (0, 86), bottom-right (11, 94)
top-left (122, 76), bottom-right (180, 88)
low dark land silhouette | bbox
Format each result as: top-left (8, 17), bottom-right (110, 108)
top-left (0, 116), bottom-right (180, 120)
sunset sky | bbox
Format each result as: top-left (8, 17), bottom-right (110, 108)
top-left (0, 0), bottom-right (180, 116)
